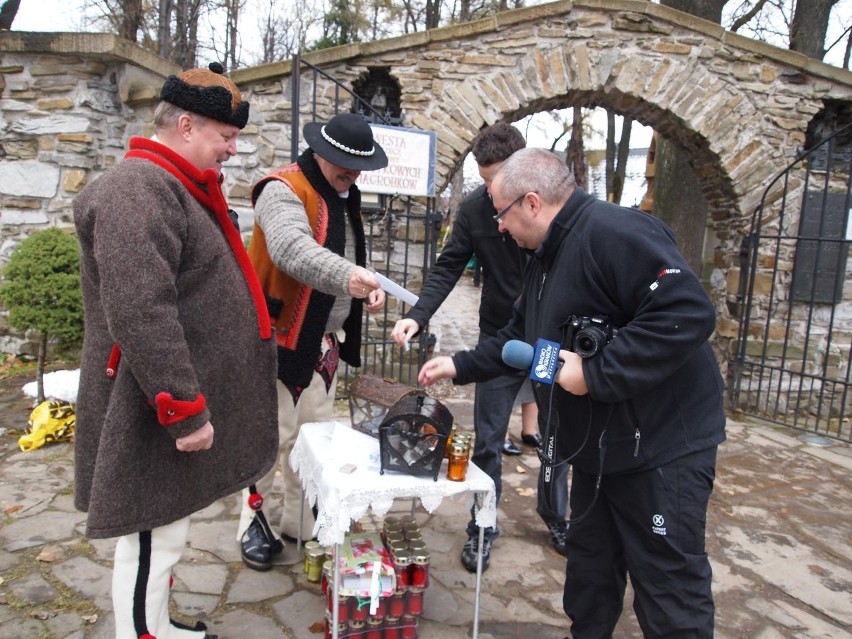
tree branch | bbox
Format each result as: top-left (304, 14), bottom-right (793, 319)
top-left (730, 0), bottom-right (769, 33)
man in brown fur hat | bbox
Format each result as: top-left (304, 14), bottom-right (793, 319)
top-left (73, 62), bottom-right (278, 639)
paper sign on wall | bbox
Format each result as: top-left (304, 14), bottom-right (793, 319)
top-left (357, 124), bottom-right (437, 197)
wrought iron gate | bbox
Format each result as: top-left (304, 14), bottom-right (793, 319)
top-left (730, 124), bottom-right (852, 442)
top-left (290, 56), bottom-right (442, 392)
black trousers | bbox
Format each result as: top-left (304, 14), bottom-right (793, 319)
top-left (563, 447), bottom-right (717, 639)
top-left (465, 338), bottom-right (569, 541)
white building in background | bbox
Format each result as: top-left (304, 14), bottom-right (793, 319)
top-left (456, 144), bottom-right (652, 216)
top-left (585, 147), bottom-right (650, 209)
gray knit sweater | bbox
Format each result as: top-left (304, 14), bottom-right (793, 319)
top-left (254, 180), bottom-right (357, 334)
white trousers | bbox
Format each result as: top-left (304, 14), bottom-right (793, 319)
top-left (237, 348), bottom-right (339, 542)
top-left (112, 517), bottom-right (206, 639)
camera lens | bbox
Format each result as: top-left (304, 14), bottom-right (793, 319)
top-left (573, 327), bottom-right (607, 358)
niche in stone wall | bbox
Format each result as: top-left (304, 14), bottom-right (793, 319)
top-left (805, 100), bottom-right (852, 151)
top-left (352, 67), bottom-right (402, 126)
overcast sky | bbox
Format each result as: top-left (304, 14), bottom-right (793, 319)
top-left (14, 0), bottom-right (852, 69)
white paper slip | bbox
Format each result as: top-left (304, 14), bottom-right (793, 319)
top-left (375, 272), bottom-right (419, 306)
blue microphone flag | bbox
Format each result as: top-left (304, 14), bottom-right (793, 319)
top-left (531, 338), bottom-right (560, 384)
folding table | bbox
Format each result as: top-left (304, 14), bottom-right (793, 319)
top-left (290, 421), bottom-right (497, 639)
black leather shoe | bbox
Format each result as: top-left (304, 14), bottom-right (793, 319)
top-left (501, 439), bottom-right (523, 456)
top-left (241, 517), bottom-right (275, 571)
top-left (522, 433), bottom-right (543, 448)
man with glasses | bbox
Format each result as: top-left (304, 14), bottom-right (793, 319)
top-left (391, 123), bottom-right (569, 573)
top-left (418, 147), bottom-right (724, 638)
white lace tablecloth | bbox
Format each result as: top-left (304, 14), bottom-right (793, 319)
top-left (290, 421), bottom-right (497, 547)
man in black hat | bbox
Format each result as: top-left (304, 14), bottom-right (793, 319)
top-left (237, 112), bottom-right (388, 570)
top-left (73, 63), bottom-right (277, 639)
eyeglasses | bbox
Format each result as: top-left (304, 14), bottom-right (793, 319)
top-left (492, 193), bottom-right (526, 222)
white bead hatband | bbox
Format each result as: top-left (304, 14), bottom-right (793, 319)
top-left (321, 125), bottom-right (375, 157)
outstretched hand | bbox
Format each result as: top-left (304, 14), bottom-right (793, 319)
top-left (349, 266), bottom-right (381, 300)
top-left (390, 318), bottom-right (420, 347)
top-left (418, 356), bottom-right (457, 386)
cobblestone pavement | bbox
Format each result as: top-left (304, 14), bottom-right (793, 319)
top-left (0, 274), bottom-right (850, 639)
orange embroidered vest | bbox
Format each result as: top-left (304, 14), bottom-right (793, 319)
top-left (249, 151), bottom-right (365, 388)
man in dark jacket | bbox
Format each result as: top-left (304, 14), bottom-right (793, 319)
top-left (74, 63), bottom-right (278, 639)
top-left (390, 122), bottom-right (569, 572)
top-left (418, 148), bottom-right (725, 638)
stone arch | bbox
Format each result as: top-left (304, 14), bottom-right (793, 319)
top-left (279, 1), bottom-right (849, 365)
top-left (414, 37), bottom-right (802, 229)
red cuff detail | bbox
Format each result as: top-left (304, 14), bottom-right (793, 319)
top-left (155, 392), bottom-right (206, 426)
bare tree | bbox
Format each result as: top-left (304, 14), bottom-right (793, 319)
top-left (83, 0), bottom-right (151, 42)
top-left (663, 0), bottom-right (727, 22)
top-left (403, 0), bottom-right (525, 31)
top-left (566, 107), bottom-right (587, 190)
top-left (832, 24), bottom-right (852, 68)
top-left (0, 0), bottom-right (21, 30)
top-left (224, 0), bottom-right (241, 70)
top-left (257, 0), bottom-right (309, 62)
top-left (157, 0), bottom-right (172, 57)
top-left (83, 0), bottom-right (207, 67)
top-left (729, 0), bottom-right (769, 31)
top-left (171, 0), bottom-right (204, 68)
top-left (424, 0), bottom-right (441, 28)
top-left (202, 0), bottom-right (244, 69)
top-left (603, 111), bottom-right (633, 204)
top-left (790, 0), bottom-right (840, 60)
top-left (120, 0), bottom-right (143, 41)
top-left (458, 0), bottom-right (470, 21)
top-left (726, 0), bottom-right (848, 65)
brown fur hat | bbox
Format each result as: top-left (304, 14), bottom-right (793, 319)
top-left (160, 62), bottom-right (249, 129)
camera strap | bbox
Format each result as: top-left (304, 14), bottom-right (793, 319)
top-left (538, 386), bottom-right (612, 526)
top-left (563, 428), bottom-right (607, 526)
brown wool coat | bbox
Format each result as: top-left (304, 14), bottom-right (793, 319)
top-left (72, 137), bottom-right (278, 539)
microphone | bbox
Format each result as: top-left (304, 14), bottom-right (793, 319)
top-left (502, 338), bottom-right (561, 384)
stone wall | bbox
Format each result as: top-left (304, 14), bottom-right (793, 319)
top-left (2, 1), bottom-right (852, 366)
top-left (0, 34), bottom-right (177, 353)
top-left (0, 34), bottom-right (177, 259)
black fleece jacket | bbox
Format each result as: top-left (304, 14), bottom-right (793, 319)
top-left (405, 185), bottom-right (526, 337)
top-left (452, 189), bottom-right (726, 475)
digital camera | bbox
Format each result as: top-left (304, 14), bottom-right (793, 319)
top-left (565, 315), bottom-right (616, 359)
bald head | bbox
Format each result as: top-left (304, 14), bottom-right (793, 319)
top-left (493, 148), bottom-right (575, 206)
top-left (490, 148), bottom-right (576, 250)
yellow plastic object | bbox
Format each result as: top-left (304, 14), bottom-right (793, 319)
top-left (19, 400), bottom-right (76, 451)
